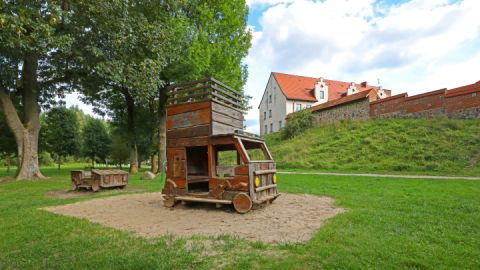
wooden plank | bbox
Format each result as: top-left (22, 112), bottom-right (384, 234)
top-left (254, 169), bottom-right (276, 175)
top-left (210, 77), bottom-right (243, 96)
top-left (168, 136), bottom-right (209, 148)
top-left (211, 92), bottom-right (242, 108)
top-left (235, 138), bottom-right (249, 163)
top-left (255, 184), bottom-right (277, 192)
top-left (212, 121), bottom-right (239, 135)
top-left (167, 125), bottom-right (210, 139)
top-left (168, 92), bottom-right (210, 104)
top-left (167, 107), bottom-right (211, 130)
top-left (167, 84), bottom-right (209, 97)
top-left (175, 196), bottom-right (232, 204)
top-left (167, 100), bottom-right (211, 116)
top-left (208, 144), bottom-right (215, 178)
top-left (209, 176), bottom-right (249, 192)
top-left (234, 165), bottom-right (249, 175)
top-left (167, 78), bottom-right (210, 90)
top-left (211, 102), bottom-right (243, 120)
top-left (212, 111), bottom-right (243, 128)
top-left (211, 84), bottom-right (243, 103)
top-left (248, 163), bottom-right (256, 202)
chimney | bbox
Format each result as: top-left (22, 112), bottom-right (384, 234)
top-left (361, 81), bottom-right (367, 88)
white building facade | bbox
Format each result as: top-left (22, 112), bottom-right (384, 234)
top-left (258, 72), bottom-right (390, 136)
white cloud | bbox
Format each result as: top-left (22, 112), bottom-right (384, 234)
top-left (244, 0), bottom-right (480, 133)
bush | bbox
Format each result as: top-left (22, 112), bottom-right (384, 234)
top-left (39, 151), bottom-right (54, 166)
top-left (281, 110), bottom-right (313, 139)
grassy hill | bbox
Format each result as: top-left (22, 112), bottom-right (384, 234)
top-left (265, 118), bottom-right (480, 176)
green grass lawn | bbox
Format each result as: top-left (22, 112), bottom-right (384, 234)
top-left (1, 165), bottom-right (479, 269)
top-left (266, 118), bottom-right (480, 176)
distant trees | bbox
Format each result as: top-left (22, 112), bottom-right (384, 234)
top-left (82, 118), bottom-right (111, 168)
top-left (43, 107), bottom-right (80, 169)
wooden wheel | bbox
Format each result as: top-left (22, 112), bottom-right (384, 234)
top-left (163, 197), bottom-right (176, 208)
top-left (71, 181), bottom-right (78, 191)
top-left (91, 181), bottom-right (100, 192)
top-left (233, 193), bottom-right (252, 214)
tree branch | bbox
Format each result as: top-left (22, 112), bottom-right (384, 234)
top-left (0, 85), bottom-right (24, 143)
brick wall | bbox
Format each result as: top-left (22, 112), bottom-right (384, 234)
top-left (370, 93), bottom-right (407, 118)
top-left (370, 82), bottom-right (480, 119)
top-left (312, 98), bottom-right (370, 125)
top-left (309, 81), bottom-right (480, 126)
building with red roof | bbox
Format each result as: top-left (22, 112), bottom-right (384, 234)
top-left (258, 72), bottom-right (391, 135)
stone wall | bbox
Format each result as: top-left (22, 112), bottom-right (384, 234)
top-left (312, 98), bottom-right (370, 125)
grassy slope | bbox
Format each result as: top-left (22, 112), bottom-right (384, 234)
top-left (265, 118), bottom-right (480, 176)
top-left (1, 165), bottom-right (480, 269)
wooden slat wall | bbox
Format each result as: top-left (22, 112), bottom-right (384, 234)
top-left (211, 101), bottom-right (243, 135)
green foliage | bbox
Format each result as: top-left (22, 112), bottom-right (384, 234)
top-left (267, 118), bottom-right (480, 175)
top-left (110, 128), bottom-right (130, 167)
top-left (281, 110), bottom-right (313, 139)
top-left (43, 107), bottom-right (80, 168)
top-left (82, 118), bottom-right (111, 165)
top-left (0, 110), bottom-right (16, 156)
top-left (38, 151), bottom-right (54, 167)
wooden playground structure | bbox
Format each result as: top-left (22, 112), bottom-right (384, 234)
top-left (162, 78), bottom-right (280, 213)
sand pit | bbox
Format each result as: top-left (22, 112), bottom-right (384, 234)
top-left (46, 187), bottom-right (146, 199)
top-left (44, 192), bottom-right (344, 243)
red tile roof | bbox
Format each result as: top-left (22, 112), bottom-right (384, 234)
top-left (309, 89), bottom-right (376, 112)
top-left (272, 72), bottom-right (380, 102)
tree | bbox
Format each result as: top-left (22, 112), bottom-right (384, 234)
top-left (0, 1), bottom-right (78, 179)
top-left (109, 127), bottom-right (130, 169)
top-left (82, 118), bottom-right (110, 168)
top-left (43, 107), bottom-right (80, 169)
top-left (156, 0), bottom-right (252, 173)
top-left (74, 0), bottom-right (186, 174)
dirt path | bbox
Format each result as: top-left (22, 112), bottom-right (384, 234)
top-left (43, 192), bottom-right (344, 244)
top-left (279, 171), bottom-right (480, 180)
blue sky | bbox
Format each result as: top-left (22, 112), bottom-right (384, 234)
top-left (67, 0), bottom-right (480, 134)
top-left (241, 0), bottom-right (480, 133)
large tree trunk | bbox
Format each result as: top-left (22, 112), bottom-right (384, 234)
top-left (0, 55), bottom-right (45, 180)
top-left (157, 85), bottom-right (169, 178)
top-left (124, 89), bottom-right (138, 174)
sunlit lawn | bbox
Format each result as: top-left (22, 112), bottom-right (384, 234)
top-left (0, 165), bottom-right (479, 269)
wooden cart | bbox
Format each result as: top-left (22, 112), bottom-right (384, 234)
top-left (71, 169), bottom-right (128, 192)
top-left (162, 78), bottom-right (280, 213)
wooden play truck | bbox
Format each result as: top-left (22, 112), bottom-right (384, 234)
top-left (71, 169), bottom-right (128, 192)
top-left (162, 78), bottom-right (280, 213)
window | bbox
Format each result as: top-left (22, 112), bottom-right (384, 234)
top-left (319, 90), bottom-right (324, 99)
top-left (269, 94), bottom-right (272, 103)
top-left (264, 125), bottom-right (268, 134)
top-left (279, 120), bottom-right (283, 129)
top-left (295, 103), bottom-right (302, 112)
top-left (270, 123), bottom-right (273, 132)
top-left (263, 111), bottom-right (266, 120)
top-left (306, 105), bottom-right (311, 108)
top-left (269, 109), bottom-right (272, 118)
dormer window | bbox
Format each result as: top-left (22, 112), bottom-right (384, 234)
top-left (319, 91), bottom-right (324, 99)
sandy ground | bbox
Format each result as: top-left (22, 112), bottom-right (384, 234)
top-left (43, 192), bottom-right (345, 244)
top-left (45, 187), bottom-right (146, 199)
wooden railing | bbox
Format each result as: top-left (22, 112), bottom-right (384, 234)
top-left (167, 78), bottom-right (244, 110)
